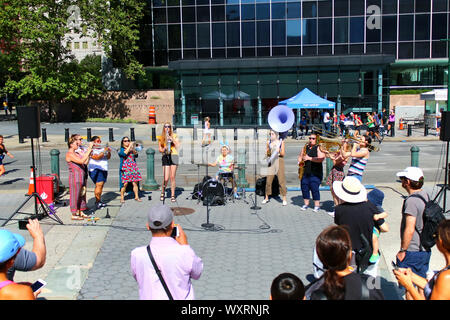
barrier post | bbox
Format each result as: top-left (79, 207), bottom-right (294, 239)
top-left (65, 128), bottom-right (69, 142)
top-left (87, 128), bottom-right (92, 141)
top-left (142, 148), bottom-right (159, 191)
top-left (42, 128), bottom-right (48, 142)
top-left (237, 148), bottom-right (249, 188)
top-left (130, 128), bottom-right (135, 141)
top-left (411, 145), bottom-right (420, 167)
top-left (109, 128), bottom-right (114, 142)
top-left (50, 149), bottom-right (65, 191)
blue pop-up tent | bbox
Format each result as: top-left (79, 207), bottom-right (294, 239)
top-left (279, 88), bottom-right (335, 109)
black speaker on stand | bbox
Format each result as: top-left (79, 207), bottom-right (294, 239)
top-left (1, 106), bottom-right (63, 227)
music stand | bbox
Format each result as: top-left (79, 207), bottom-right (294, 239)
top-left (1, 138), bottom-right (63, 227)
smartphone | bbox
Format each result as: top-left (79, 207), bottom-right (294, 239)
top-left (31, 279), bottom-right (47, 293)
top-left (391, 261), bottom-right (399, 270)
top-left (170, 226), bottom-right (179, 238)
top-left (18, 219), bottom-right (28, 230)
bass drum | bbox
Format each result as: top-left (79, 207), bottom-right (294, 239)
top-left (202, 179), bottom-right (225, 206)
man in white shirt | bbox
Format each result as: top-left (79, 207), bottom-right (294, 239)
top-left (323, 111), bottom-right (331, 132)
top-left (88, 136), bottom-right (111, 209)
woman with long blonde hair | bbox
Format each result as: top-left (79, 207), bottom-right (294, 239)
top-left (158, 122), bottom-right (179, 202)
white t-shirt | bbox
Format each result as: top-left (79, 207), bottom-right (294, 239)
top-left (323, 112), bottom-right (330, 123)
top-left (88, 148), bottom-right (108, 172)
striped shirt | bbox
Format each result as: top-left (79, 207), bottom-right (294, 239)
top-left (348, 156), bottom-right (368, 177)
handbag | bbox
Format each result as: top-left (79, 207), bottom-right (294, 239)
top-left (146, 245), bottom-right (174, 300)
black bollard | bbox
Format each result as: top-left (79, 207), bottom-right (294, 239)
top-left (42, 128), bottom-right (48, 142)
top-left (130, 128), bottom-right (135, 141)
top-left (109, 128), bottom-right (114, 142)
top-left (234, 127), bottom-right (237, 141)
top-left (193, 127), bottom-right (197, 140)
top-left (87, 128), bottom-right (92, 141)
top-left (254, 126), bottom-right (258, 140)
top-left (424, 124), bottom-right (429, 136)
top-left (407, 124), bottom-right (412, 137)
top-left (65, 128), bottom-right (69, 142)
top-left (19, 136), bottom-right (24, 144)
top-left (151, 127), bottom-right (156, 141)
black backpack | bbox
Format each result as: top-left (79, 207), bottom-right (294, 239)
top-left (407, 194), bottom-right (446, 251)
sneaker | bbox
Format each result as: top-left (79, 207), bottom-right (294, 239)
top-left (95, 202), bottom-right (104, 210)
top-left (369, 253), bottom-right (380, 264)
top-left (313, 206), bottom-right (320, 213)
top-left (282, 200), bottom-right (287, 206)
top-left (327, 211), bottom-right (335, 217)
top-left (300, 205), bottom-right (308, 211)
top-left (262, 199), bottom-right (269, 204)
top-left (234, 193), bottom-right (240, 200)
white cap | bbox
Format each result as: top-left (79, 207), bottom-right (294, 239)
top-left (396, 167), bottom-right (424, 182)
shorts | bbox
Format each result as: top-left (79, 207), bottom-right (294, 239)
top-left (396, 250), bottom-right (431, 279)
top-left (347, 173), bottom-right (363, 182)
top-left (89, 169), bottom-right (108, 184)
top-left (162, 154), bottom-right (178, 166)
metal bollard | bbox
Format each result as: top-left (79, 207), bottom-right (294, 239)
top-left (50, 149), bottom-right (65, 192)
top-left (214, 127), bottom-right (217, 140)
top-left (65, 128), bottom-right (69, 142)
top-left (19, 136), bottom-right (24, 143)
top-left (410, 145), bottom-right (420, 167)
top-left (323, 158), bottom-right (333, 186)
top-left (151, 127), bottom-right (156, 141)
top-left (234, 127), bottom-right (237, 141)
top-left (193, 127), bottom-right (197, 140)
top-left (254, 126), bottom-right (258, 140)
top-left (407, 124), bottom-right (412, 137)
top-left (237, 148), bottom-right (249, 188)
top-left (42, 128), bottom-right (48, 142)
top-left (424, 124), bottom-right (429, 136)
top-left (109, 128), bottom-right (114, 142)
top-left (87, 128), bottom-right (92, 141)
top-left (142, 148), bottom-right (159, 191)
top-left (130, 128), bottom-right (135, 141)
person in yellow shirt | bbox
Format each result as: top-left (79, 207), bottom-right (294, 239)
top-left (157, 123), bottom-right (179, 202)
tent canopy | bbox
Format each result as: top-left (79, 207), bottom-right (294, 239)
top-left (279, 88), bottom-right (335, 109)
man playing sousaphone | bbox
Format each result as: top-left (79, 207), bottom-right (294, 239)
top-left (262, 130), bottom-right (287, 206)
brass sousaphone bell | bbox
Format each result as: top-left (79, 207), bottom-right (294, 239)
top-left (267, 105), bottom-right (295, 165)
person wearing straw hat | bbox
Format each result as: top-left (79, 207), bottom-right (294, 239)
top-left (0, 230), bottom-right (35, 300)
top-left (333, 176), bottom-right (379, 274)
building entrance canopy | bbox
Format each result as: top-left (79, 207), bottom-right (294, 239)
top-left (279, 88), bottom-right (335, 109)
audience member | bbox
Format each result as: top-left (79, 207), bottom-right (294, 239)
top-left (366, 188), bottom-right (390, 264)
top-left (270, 273), bottom-right (305, 300)
top-left (88, 136), bottom-right (111, 210)
top-left (0, 134), bottom-right (14, 178)
top-left (119, 136), bottom-right (142, 203)
top-left (130, 204), bottom-right (203, 300)
top-left (395, 166), bottom-right (431, 299)
top-left (0, 230), bottom-right (35, 300)
top-left (393, 219), bottom-right (450, 300)
top-left (305, 225), bottom-right (384, 300)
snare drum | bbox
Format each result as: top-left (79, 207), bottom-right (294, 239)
top-left (218, 172), bottom-right (233, 180)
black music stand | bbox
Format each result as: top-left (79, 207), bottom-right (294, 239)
top-left (1, 138), bottom-right (63, 227)
top-left (250, 128), bottom-right (261, 213)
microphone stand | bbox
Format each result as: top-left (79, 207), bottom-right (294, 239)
top-left (250, 128), bottom-right (261, 213)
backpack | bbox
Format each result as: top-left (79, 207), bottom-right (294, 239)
top-left (407, 194), bottom-right (446, 251)
top-left (354, 233), bottom-right (372, 274)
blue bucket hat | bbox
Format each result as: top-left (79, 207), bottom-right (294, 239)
top-left (0, 230), bottom-right (25, 263)
top-left (367, 188), bottom-right (384, 212)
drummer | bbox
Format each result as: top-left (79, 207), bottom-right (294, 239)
top-left (208, 144), bottom-right (240, 199)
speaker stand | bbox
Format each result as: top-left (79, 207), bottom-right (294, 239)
top-left (433, 140), bottom-right (450, 214)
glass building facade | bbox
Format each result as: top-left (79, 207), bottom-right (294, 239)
top-left (136, 0), bottom-right (450, 126)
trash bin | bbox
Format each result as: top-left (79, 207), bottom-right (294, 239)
top-left (35, 175), bottom-right (55, 205)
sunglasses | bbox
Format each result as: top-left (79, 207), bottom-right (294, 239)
top-left (164, 125), bottom-right (171, 128)
top-left (123, 139), bottom-right (130, 142)
top-left (309, 137), bottom-right (316, 140)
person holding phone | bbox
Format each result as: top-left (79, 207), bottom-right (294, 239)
top-left (0, 134), bottom-right (14, 178)
top-left (0, 230), bottom-right (35, 300)
top-left (130, 204), bottom-right (203, 300)
top-left (119, 137), bottom-right (142, 203)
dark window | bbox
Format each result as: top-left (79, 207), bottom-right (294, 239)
top-left (257, 47), bottom-right (270, 57)
top-left (272, 20), bottom-right (286, 46)
top-left (140, 26), bottom-right (153, 50)
top-left (334, 18), bottom-right (348, 44)
top-left (168, 24), bottom-right (181, 48)
top-left (318, 45), bottom-right (331, 55)
top-left (334, 44), bottom-right (349, 55)
top-left (167, 0), bottom-right (179, 6)
top-left (432, 40), bottom-right (446, 58)
top-left (318, 19), bottom-right (332, 44)
top-left (242, 22), bottom-right (255, 46)
top-left (415, 14), bottom-right (430, 41)
top-left (399, 0), bottom-right (414, 13)
top-left (154, 8), bottom-right (166, 24)
top-left (350, 17), bottom-right (364, 43)
top-left (432, 14), bottom-right (447, 40)
top-left (287, 46), bottom-right (301, 56)
top-left (415, 42), bottom-right (430, 59)
top-left (334, 0), bottom-right (348, 16)
top-left (302, 1), bottom-right (317, 18)
top-left (366, 43), bottom-right (381, 53)
top-left (212, 5), bottom-right (225, 21)
top-left (367, 28), bottom-right (380, 43)
top-left (242, 47), bottom-right (256, 57)
top-left (416, 0), bottom-right (431, 13)
top-left (242, 4), bottom-right (255, 20)
top-left (197, 0), bottom-right (209, 5)
top-left (272, 3), bottom-right (285, 20)
top-left (303, 19), bottom-right (317, 45)
top-left (226, 5), bottom-right (239, 21)
top-left (272, 46), bottom-right (286, 56)
top-left (257, 21), bottom-right (270, 46)
top-left (212, 48), bottom-right (226, 58)
top-left (287, 2), bottom-right (301, 19)
top-left (154, 25), bottom-right (167, 50)
top-left (287, 19), bottom-right (301, 45)
top-left (183, 24), bottom-right (196, 48)
top-left (153, 0), bottom-right (164, 8)
top-left (197, 6), bottom-right (210, 22)
top-left (303, 45), bottom-right (317, 55)
top-left (155, 50), bottom-right (167, 66)
top-left (168, 8), bottom-right (181, 23)
top-left (433, 0), bottom-right (448, 12)
top-left (197, 23), bottom-right (210, 48)
top-left (227, 48), bottom-right (240, 58)
top-left (256, 4), bottom-right (270, 20)
top-left (227, 22), bottom-right (240, 47)
top-left (382, 0), bottom-right (397, 14)
top-left (382, 15), bottom-right (397, 42)
top-left (382, 43), bottom-right (396, 55)
top-left (183, 49), bottom-right (196, 59)
top-left (211, 0), bottom-right (224, 4)
top-left (399, 15), bottom-right (414, 41)
top-left (349, 0), bottom-right (364, 15)
top-left (182, 0), bottom-right (195, 5)
top-left (398, 42), bottom-right (413, 59)
top-left (183, 6), bottom-right (195, 22)
top-left (169, 50), bottom-right (182, 61)
top-left (350, 44), bottom-right (364, 54)
top-left (197, 49), bottom-right (210, 59)
top-left (227, 0), bottom-right (239, 4)
top-left (212, 23), bottom-right (225, 47)
top-left (318, 0), bottom-right (332, 17)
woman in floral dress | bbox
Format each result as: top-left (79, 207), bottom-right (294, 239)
top-left (119, 137), bottom-right (142, 203)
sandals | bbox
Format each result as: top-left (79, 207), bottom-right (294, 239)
top-left (160, 193), bottom-right (165, 201)
top-left (134, 198), bottom-right (142, 202)
top-left (71, 214), bottom-right (84, 220)
top-left (171, 196), bottom-right (176, 203)
top-left (78, 212), bottom-right (89, 219)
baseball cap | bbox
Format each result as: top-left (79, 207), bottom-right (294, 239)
top-left (396, 167), bottom-right (424, 182)
top-left (0, 230), bottom-right (25, 263)
top-left (147, 204), bottom-right (173, 230)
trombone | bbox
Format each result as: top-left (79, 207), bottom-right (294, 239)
top-left (313, 126), bottom-right (379, 153)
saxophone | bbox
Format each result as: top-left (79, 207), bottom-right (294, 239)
top-left (165, 132), bottom-right (172, 155)
top-left (298, 143), bottom-right (307, 180)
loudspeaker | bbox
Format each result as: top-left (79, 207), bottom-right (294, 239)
top-left (17, 106), bottom-right (41, 139)
top-left (440, 111), bottom-right (450, 142)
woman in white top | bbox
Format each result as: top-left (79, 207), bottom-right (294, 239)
top-left (88, 136), bottom-right (111, 210)
top-left (201, 117), bottom-right (211, 146)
